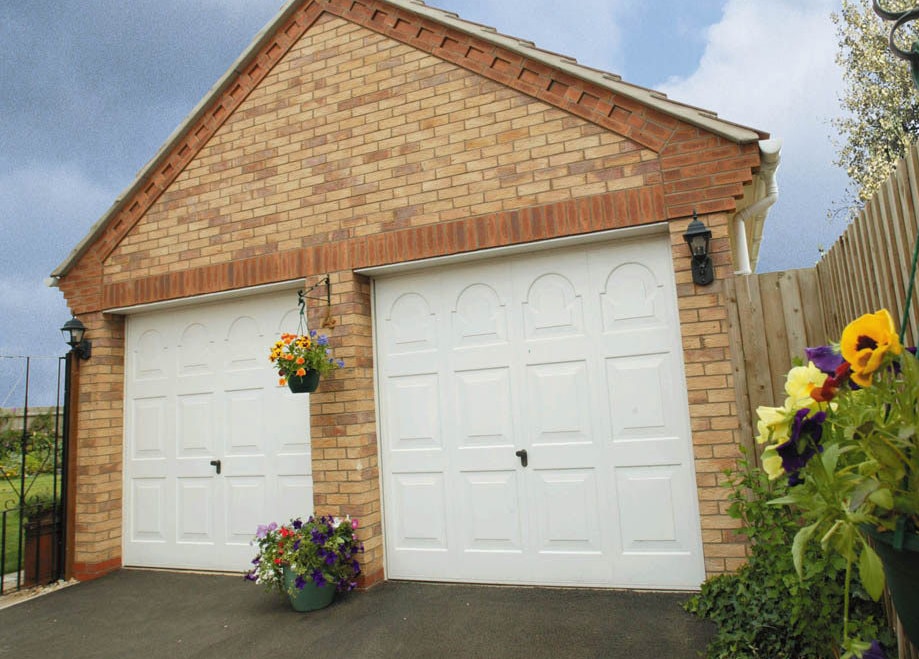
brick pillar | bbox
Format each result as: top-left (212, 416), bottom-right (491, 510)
top-left (669, 212), bottom-right (747, 576)
top-left (70, 311), bottom-right (126, 580)
top-left (308, 271), bottom-right (383, 587)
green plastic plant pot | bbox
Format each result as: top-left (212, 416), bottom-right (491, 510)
top-left (282, 567), bottom-right (336, 612)
top-left (862, 524), bottom-right (919, 647)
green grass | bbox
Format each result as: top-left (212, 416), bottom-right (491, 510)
top-left (1, 473), bottom-right (60, 577)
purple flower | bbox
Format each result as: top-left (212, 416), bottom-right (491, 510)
top-left (336, 359), bottom-right (345, 368)
top-left (776, 408), bottom-right (826, 485)
top-left (294, 575), bottom-right (306, 590)
top-left (861, 640), bottom-right (886, 659)
top-left (325, 553), bottom-right (337, 567)
top-left (805, 345), bottom-right (844, 375)
top-left (292, 518), bottom-right (303, 530)
top-left (255, 524), bottom-right (270, 539)
top-left (293, 540), bottom-right (301, 551)
top-left (244, 571), bottom-right (258, 582)
top-left (311, 569), bottom-right (327, 588)
top-left (317, 335), bottom-right (329, 346)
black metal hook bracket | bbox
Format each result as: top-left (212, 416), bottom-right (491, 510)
top-left (296, 275), bottom-right (335, 332)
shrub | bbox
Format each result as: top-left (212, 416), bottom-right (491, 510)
top-left (684, 455), bottom-right (892, 658)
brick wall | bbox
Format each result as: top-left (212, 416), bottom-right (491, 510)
top-left (57, 1), bottom-right (758, 582)
top-left (669, 213), bottom-right (746, 573)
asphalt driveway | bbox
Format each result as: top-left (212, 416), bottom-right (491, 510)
top-left (0, 570), bottom-right (713, 658)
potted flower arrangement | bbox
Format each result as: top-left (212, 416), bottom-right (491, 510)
top-left (756, 309), bottom-right (918, 657)
top-left (269, 330), bottom-right (344, 393)
top-left (245, 514), bottom-right (363, 611)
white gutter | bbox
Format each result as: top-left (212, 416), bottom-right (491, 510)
top-left (733, 139), bottom-right (781, 275)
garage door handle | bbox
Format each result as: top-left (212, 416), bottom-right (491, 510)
top-left (210, 459), bottom-right (222, 475)
top-left (515, 449), bottom-right (528, 468)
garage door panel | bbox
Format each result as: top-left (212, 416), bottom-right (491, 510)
top-left (225, 388), bottom-right (265, 455)
top-left (130, 479), bottom-right (167, 542)
top-left (225, 476), bottom-right (266, 545)
top-left (391, 472), bottom-right (448, 550)
top-left (615, 466), bottom-right (680, 549)
top-left (522, 272), bottom-right (586, 340)
top-left (132, 398), bottom-right (169, 460)
top-left (455, 367), bottom-right (513, 448)
top-left (176, 477), bottom-right (216, 543)
top-left (177, 323), bottom-right (215, 376)
top-left (274, 476), bottom-right (314, 522)
top-left (451, 282), bottom-right (509, 348)
top-left (385, 373), bottom-right (441, 451)
top-left (383, 291), bottom-right (438, 355)
top-left (605, 354), bottom-right (677, 441)
top-left (532, 468), bottom-right (602, 554)
top-left (224, 315), bottom-right (264, 372)
top-left (599, 262), bottom-right (669, 331)
top-left (526, 361), bottom-right (593, 446)
top-left (460, 470), bottom-right (523, 552)
top-left (176, 393), bottom-right (216, 457)
top-left (133, 329), bottom-right (171, 382)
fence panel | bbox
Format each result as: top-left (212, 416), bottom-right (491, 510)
top-left (815, 144), bottom-right (919, 345)
top-left (727, 270), bottom-right (827, 465)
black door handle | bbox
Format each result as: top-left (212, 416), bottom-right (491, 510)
top-left (515, 449), bottom-right (528, 468)
top-left (210, 459), bottom-right (222, 475)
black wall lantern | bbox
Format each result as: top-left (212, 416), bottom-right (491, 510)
top-left (683, 210), bottom-right (714, 286)
top-left (61, 316), bottom-right (92, 360)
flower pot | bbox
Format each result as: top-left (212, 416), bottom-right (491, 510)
top-left (282, 567), bottom-right (336, 612)
top-left (863, 524), bottom-right (919, 647)
top-left (287, 370), bottom-right (320, 393)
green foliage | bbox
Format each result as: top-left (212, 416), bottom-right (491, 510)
top-left (832, 0), bottom-right (919, 205)
top-left (685, 457), bottom-right (892, 658)
top-left (0, 412), bottom-right (61, 478)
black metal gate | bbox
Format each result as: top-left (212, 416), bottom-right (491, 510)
top-left (1, 355), bottom-right (66, 595)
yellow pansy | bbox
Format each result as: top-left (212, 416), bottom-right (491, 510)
top-left (784, 362), bottom-right (828, 408)
top-left (761, 445), bottom-right (784, 480)
top-left (755, 405), bottom-right (791, 445)
top-left (840, 309), bottom-right (903, 387)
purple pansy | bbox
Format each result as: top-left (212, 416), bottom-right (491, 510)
top-left (861, 640), bottom-right (886, 659)
top-left (805, 345), bottom-right (845, 376)
top-left (775, 408), bottom-right (826, 485)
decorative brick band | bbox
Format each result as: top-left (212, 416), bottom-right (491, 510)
top-left (101, 186), bottom-right (664, 310)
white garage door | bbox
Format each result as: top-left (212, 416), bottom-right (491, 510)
top-left (123, 290), bottom-right (313, 572)
top-left (375, 235), bottom-right (705, 588)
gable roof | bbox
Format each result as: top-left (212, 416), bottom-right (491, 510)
top-left (51, 0), bottom-right (768, 280)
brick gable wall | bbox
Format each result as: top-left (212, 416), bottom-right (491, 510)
top-left (57, 2), bottom-right (757, 582)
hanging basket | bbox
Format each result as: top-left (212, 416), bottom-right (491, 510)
top-left (862, 524), bottom-right (919, 647)
top-left (287, 370), bottom-right (320, 393)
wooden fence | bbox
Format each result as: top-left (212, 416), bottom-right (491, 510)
top-left (728, 143), bottom-right (919, 659)
top-left (725, 269), bottom-right (827, 463)
top-left (816, 144), bottom-right (919, 347)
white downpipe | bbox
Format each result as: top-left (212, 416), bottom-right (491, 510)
top-left (733, 139), bottom-right (781, 275)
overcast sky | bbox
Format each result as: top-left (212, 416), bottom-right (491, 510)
top-left (1, 0), bottom-right (851, 404)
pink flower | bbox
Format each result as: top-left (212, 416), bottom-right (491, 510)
top-left (351, 519), bottom-right (359, 530)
